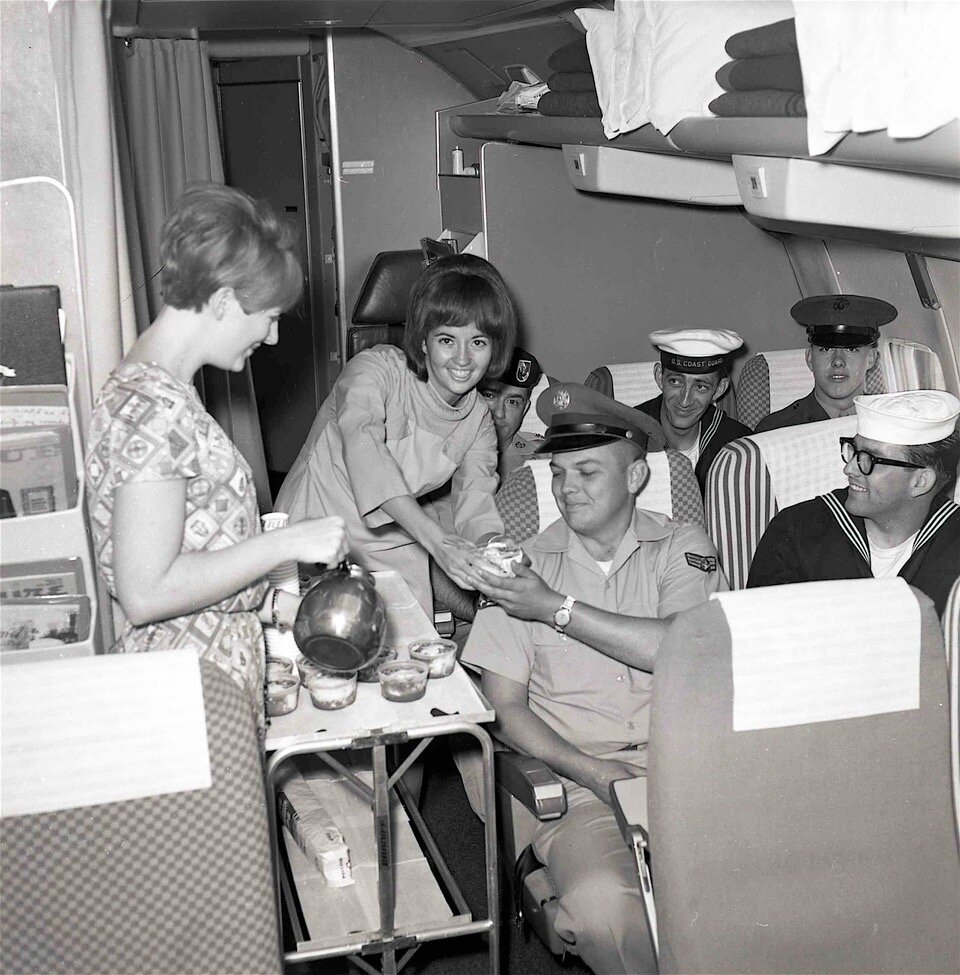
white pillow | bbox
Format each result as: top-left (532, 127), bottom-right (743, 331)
top-left (575, 8), bottom-right (622, 138)
top-left (644, 0), bottom-right (795, 135)
top-left (613, 0), bottom-right (653, 137)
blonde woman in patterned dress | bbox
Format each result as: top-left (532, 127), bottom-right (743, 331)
top-left (85, 184), bottom-right (347, 727)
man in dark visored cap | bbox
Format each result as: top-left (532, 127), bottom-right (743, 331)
top-left (462, 383), bottom-right (727, 975)
top-left (477, 346), bottom-right (546, 480)
top-left (754, 294), bottom-right (895, 433)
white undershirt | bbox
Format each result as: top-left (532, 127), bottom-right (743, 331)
top-left (868, 531), bottom-right (918, 579)
top-left (595, 559), bottom-right (614, 576)
top-left (678, 439), bottom-right (701, 470)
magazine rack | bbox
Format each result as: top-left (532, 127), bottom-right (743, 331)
top-left (1, 354), bottom-right (99, 660)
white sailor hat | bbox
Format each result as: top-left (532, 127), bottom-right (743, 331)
top-left (854, 391), bottom-right (960, 446)
top-left (649, 329), bottom-right (744, 374)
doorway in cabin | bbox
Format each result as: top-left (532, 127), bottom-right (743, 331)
top-left (214, 52), bottom-right (339, 501)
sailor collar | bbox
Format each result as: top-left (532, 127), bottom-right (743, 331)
top-left (818, 488), bottom-right (959, 566)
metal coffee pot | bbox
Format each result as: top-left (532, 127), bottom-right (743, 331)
top-left (293, 562), bottom-right (386, 673)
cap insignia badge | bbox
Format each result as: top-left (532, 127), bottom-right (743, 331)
top-left (516, 359), bottom-right (531, 383)
top-left (553, 389), bottom-right (570, 410)
top-left (832, 297), bottom-right (850, 311)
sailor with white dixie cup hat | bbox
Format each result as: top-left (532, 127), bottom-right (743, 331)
top-left (634, 328), bottom-right (751, 491)
top-left (749, 390), bottom-right (960, 617)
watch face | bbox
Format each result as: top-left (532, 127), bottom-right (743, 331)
top-left (554, 607), bottom-right (570, 628)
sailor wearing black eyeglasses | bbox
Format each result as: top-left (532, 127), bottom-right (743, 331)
top-left (748, 390), bottom-right (960, 617)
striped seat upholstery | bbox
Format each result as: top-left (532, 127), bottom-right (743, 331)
top-left (945, 576), bottom-right (960, 841)
top-left (736, 348), bottom-right (885, 430)
top-left (584, 360), bottom-right (660, 406)
top-left (496, 450), bottom-right (704, 544)
top-left (704, 416), bottom-right (857, 590)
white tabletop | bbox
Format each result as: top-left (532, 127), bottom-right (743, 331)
top-left (265, 571), bottom-right (494, 752)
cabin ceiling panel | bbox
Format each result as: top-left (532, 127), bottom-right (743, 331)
top-left (121, 0), bottom-right (573, 33)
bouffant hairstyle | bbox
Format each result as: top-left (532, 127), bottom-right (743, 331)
top-left (402, 255), bottom-right (517, 382)
top-left (159, 183), bottom-right (302, 314)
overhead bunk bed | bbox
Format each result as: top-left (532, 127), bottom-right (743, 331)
top-left (437, 1), bottom-right (959, 256)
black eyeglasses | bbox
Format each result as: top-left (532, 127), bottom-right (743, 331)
top-left (839, 437), bottom-right (924, 476)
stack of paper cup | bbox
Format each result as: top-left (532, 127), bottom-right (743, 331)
top-left (261, 512), bottom-right (300, 660)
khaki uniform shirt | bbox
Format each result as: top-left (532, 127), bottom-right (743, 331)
top-left (462, 508), bottom-right (726, 756)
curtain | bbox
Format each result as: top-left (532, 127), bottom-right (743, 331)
top-left (46, 0), bottom-right (138, 429)
top-left (113, 37), bottom-right (272, 510)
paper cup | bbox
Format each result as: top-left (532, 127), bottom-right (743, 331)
top-left (261, 512), bottom-right (289, 532)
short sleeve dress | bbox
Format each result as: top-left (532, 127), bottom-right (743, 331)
top-left (85, 362), bottom-right (267, 727)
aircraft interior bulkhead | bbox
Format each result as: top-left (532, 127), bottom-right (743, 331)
top-left (1, 1), bottom-right (958, 974)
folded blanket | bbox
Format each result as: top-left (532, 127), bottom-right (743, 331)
top-left (716, 54), bottom-right (803, 92)
top-left (547, 36), bottom-right (593, 73)
top-left (538, 89), bottom-right (602, 118)
top-left (546, 71), bottom-right (597, 93)
top-left (709, 90), bottom-right (806, 117)
top-left (725, 17), bottom-right (797, 59)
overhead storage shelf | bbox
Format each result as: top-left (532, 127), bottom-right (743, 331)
top-left (562, 144), bottom-right (741, 206)
top-left (448, 110), bottom-right (960, 180)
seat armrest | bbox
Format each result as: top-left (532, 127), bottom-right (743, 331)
top-left (495, 752), bottom-right (566, 820)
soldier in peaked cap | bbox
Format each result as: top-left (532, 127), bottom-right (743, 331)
top-left (635, 328), bottom-right (752, 491)
top-left (463, 382), bottom-right (725, 975)
top-left (750, 390), bottom-right (960, 617)
top-left (755, 294), bottom-right (895, 433)
top-left (478, 346), bottom-right (548, 479)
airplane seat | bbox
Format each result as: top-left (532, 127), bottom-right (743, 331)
top-left (496, 449), bottom-right (705, 545)
top-left (0, 654), bottom-right (281, 975)
top-left (945, 575), bottom-right (960, 840)
top-left (348, 249), bottom-right (423, 359)
top-left (736, 347), bottom-right (886, 430)
top-left (704, 416), bottom-right (857, 589)
top-left (648, 578), bottom-right (959, 974)
top-left (879, 338), bottom-right (947, 392)
top-left (584, 360), bottom-right (659, 406)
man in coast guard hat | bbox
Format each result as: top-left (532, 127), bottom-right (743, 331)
top-left (634, 328), bottom-right (751, 491)
top-left (463, 383), bottom-right (725, 975)
top-left (478, 346), bottom-right (547, 479)
top-left (749, 390), bottom-right (960, 617)
top-left (755, 294), bottom-right (895, 433)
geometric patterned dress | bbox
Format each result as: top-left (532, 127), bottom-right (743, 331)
top-left (85, 361), bottom-right (267, 731)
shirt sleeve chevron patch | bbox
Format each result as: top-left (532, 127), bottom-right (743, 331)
top-left (685, 552), bottom-right (717, 572)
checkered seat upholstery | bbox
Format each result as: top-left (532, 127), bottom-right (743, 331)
top-left (736, 348), bottom-right (886, 430)
top-left (648, 580), bottom-right (959, 973)
top-left (496, 449), bottom-right (705, 544)
top-left (704, 416), bottom-right (857, 590)
top-left (584, 360), bottom-right (660, 406)
top-left (0, 659), bottom-right (281, 975)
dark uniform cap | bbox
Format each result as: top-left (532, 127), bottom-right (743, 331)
top-left (791, 294), bottom-right (897, 349)
top-left (535, 382), bottom-right (666, 454)
top-left (495, 347), bottom-right (543, 389)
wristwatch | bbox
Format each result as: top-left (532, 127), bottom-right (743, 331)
top-left (553, 595), bottom-right (576, 634)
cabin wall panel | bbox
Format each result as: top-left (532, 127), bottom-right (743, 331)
top-left (480, 144), bottom-right (802, 386)
top-left (330, 33), bottom-right (472, 326)
top-left (0, 0), bottom-right (62, 183)
top-left (826, 240), bottom-right (959, 395)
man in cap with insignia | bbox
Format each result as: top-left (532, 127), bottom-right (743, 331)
top-left (463, 383), bottom-right (726, 975)
top-left (635, 328), bottom-right (752, 491)
top-left (754, 294), bottom-right (894, 433)
top-left (749, 390), bottom-right (960, 617)
top-left (478, 346), bottom-right (547, 480)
